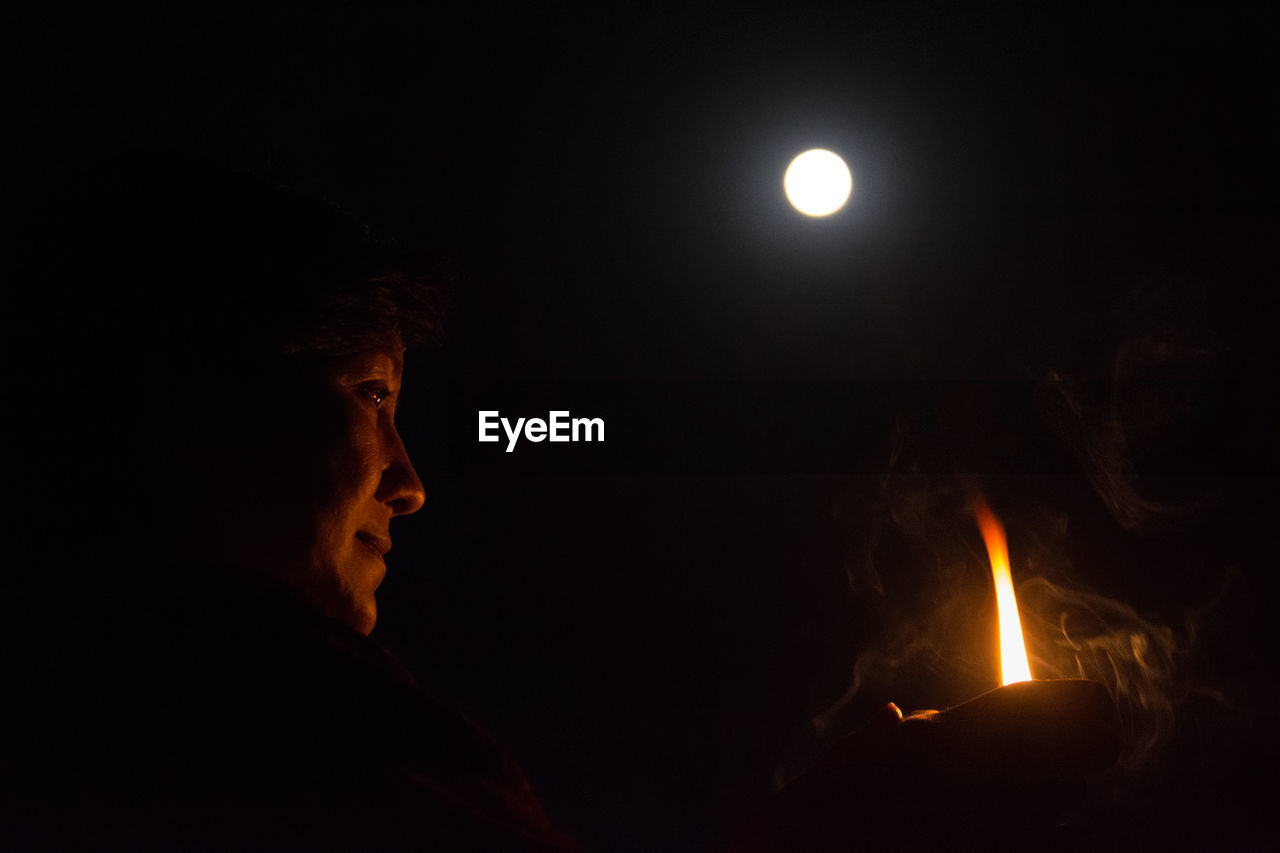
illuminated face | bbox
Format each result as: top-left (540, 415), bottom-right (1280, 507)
top-left (173, 347), bottom-right (426, 636)
top-left (286, 348), bottom-right (426, 634)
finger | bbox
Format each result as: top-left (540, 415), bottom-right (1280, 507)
top-left (825, 702), bottom-right (905, 765)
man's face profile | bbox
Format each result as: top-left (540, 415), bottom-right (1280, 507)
top-left (300, 347), bottom-right (426, 634)
top-left (173, 346), bottom-right (426, 635)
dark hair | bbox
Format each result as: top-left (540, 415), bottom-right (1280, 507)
top-left (3, 149), bottom-right (445, 376)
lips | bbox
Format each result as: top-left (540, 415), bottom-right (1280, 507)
top-left (355, 532), bottom-right (391, 557)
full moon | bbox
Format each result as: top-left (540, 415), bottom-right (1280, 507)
top-left (784, 149), bottom-right (853, 217)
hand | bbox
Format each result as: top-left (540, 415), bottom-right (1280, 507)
top-left (731, 680), bottom-right (1117, 851)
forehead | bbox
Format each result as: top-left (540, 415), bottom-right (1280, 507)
top-left (332, 347), bottom-right (405, 380)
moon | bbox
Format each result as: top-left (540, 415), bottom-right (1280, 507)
top-left (784, 149), bottom-right (853, 217)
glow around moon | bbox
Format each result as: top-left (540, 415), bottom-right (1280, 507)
top-left (784, 149), bottom-right (853, 216)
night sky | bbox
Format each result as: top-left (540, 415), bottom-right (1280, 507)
top-left (4, 9), bottom-right (1278, 850)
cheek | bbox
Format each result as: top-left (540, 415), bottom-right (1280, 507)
top-left (232, 398), bottom-right (377, 545)
top-left (311, 406), bottom-right (385, 521)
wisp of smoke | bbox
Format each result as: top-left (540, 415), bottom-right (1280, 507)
top-left (1020, 577), bottom-right (1182, 773)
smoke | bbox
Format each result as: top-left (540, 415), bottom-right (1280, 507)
top-left (810, 564), bottom-right (989, 739)
top-left (804, 321), bottom-right (1244, 793)
top-left (810, 488), bottom-right (1241, 794)
top-left (1036, 359), bottom-right (1217, 535)
top-left (1036, 287), bottom-right (1225, 535)
top-left (1018, 574), bottom-right (1220, 776)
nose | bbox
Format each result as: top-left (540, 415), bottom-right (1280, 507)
top-left (377, 424), bottom-right (426, 516)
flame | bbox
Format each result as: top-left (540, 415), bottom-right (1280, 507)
top-left (971, 494), bottom-right (1032, 685)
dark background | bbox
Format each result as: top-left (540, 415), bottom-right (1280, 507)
top-left (3, 8), bottom-right (1277, 850)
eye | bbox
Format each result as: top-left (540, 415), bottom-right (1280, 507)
top-left (357, 381), bottom-right (392, 409)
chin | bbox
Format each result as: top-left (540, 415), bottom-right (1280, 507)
top-left (347, 598), bottom-right (378, 636)
top-left (310, 583), bottom-right (378, 635)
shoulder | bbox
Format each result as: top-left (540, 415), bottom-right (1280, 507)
top-left (0, 570), bottom-right (579, 851)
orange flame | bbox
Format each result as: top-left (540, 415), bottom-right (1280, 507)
top-left (971, 494), bottom-right (1032, 685)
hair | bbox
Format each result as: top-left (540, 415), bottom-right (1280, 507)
top-left (3, 148), bottom-right (446, 373)
top-left (0, 149), bottom-right (449, 590)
